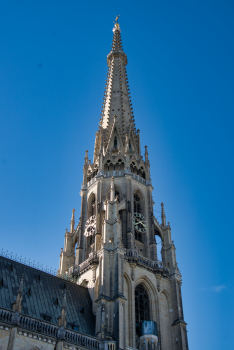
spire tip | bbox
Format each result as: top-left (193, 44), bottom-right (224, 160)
top-left (113, 15), bottom-right (121, 31)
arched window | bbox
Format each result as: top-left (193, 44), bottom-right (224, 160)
top-left (129, 141), bottom-right (132, 153)
top-left (115, 189), bottom-right (119, 200)
top-left (135, 284), bottom-right (150, 336)
top-left (89, 194), bottom-right (96, 218)
top-left (134, 193), bottom-right (141, 214)
top-left (114, 136), bottom-right (117, 149)
top-left (87, 171), bottom-right (91, 183)
top-left (115, 159), bottom-right (125, 171)
top-left (91, 198), bottom-right (95, 216)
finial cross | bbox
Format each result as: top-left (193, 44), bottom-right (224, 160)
top-left (114, 15), bottom-right (120, 24)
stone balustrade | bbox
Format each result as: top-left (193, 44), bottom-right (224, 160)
top-left (64, 329), bottom-right (100, 349)
top-left (19, 314), bottom-right (58, 337)
top-left (69, 252), bottom-right (99, 277)
top-left (87, 170), bottom-right (150, 188)
top-left (87, 177), bottom-right (97, 188)
top-left (0, 308), bottom-right (12, 324)
top-left (104, 170), bottom-right (124, 178)
top-left (124, 249), bottom-right (169, 274)
top-left (132, 173), bottom-right (147, 185)
top-left (0, 307), bottom-right (104, 350)
top-left (105, 340), bottom-right (116, 350)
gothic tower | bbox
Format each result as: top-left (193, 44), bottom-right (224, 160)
top-left (59, 20), bottom-right (189, 350)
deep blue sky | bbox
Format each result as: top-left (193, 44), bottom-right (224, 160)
top-left (0, 1), bottom-right (233, 349)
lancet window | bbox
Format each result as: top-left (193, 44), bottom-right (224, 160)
top-left (135, 284), bottom-right (150, 336)
top-left (114, 136), bottom-right (117, 149)
top-left (134, 193), bottom-right (142, 214)
top-left (88, 194), bottom-right (96, 218)
top-left (129, 141), bottom-right (132, 153)
top-left (139, 166), bottom-right (146, 179)
top-left (104, 159), bottom-right (124, 172)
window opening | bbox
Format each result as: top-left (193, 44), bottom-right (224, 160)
top-left (135, 284), bottom-right (150, 336)
top-left (134, 193), bottom-right (141, 214)
top-left (114, 136), bottom-right (117, 149)
top-left (129, 141), bottom-right (132, 153)
top-left (91, 197), bottom-right (95, 216)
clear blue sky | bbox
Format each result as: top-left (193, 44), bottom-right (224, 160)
top-left (0, 1), bottom-right (233, 349)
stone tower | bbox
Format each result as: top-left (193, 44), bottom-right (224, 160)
top-left (59, 20), bottom-right (189, 350)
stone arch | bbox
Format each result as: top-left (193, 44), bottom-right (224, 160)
top-left (114, 157), bottom-right (125, 171)
top-left (124, 273), bottom-right (132, 347)
top-left (134, 276), bottom-right (158, 323)
top-left (161, 288), bottom-right (170, 302)
top-left (138, 164), bottom-right (146, 179)
top-left (134, 276), bottom-right (158, 349)
top-left (153, 219), bottom-right (164, 241)
top-left (159, 290), bottom-right (172, 350)
top-left (133, 188), bottom-right (145, 215)
top-left (87, 192), bottom-right (96, 218)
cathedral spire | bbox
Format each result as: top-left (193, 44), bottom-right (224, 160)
top-left (94, 19), bottom-right (139, 159)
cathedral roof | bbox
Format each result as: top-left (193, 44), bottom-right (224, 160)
top-left (0, 256), bottom-right (95, 336)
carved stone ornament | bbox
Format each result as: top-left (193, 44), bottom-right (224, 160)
top-left (84, 216), bottom-right (96, 236)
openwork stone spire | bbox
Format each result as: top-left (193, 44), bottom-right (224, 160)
top-left (94, 21), bottom-right (139, 158)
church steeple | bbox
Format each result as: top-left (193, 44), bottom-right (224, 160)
top-left (94, 20), bottom-right (139, 160)
top-left (59, 20), bottom-right (188, 350)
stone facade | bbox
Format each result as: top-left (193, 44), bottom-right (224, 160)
top-left (59, 21), bottom-right (189, 350)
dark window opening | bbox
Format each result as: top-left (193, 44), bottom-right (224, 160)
top-left (35, 273), bottom-right (41, 282)
top-left (41, 313), bottom-right (52, 322)
top-left (134, 193), bottom-right (141, 214)
top-left (25, 288), bottom-right (31, 297)
top-left (68, 323), bottom-right (79, 331)
top-left (79, 306), bottom-right (85, 314)
top-left (91, 197), bottom-right (95, 217)
top-left (115, 189), bottom-right (119, 200)
top-left (53, 297), bottom-right (59, 306)
top-left (114, 136), bottom-right (117, 149)
top-left (7, 264), bottom-right (13, 272)
top-left (129, 141), bottom-right (132, 153)
top-left (135, 230), bottom-right (142, 242)
top-left (135, 284), bottom-right (150, 336)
